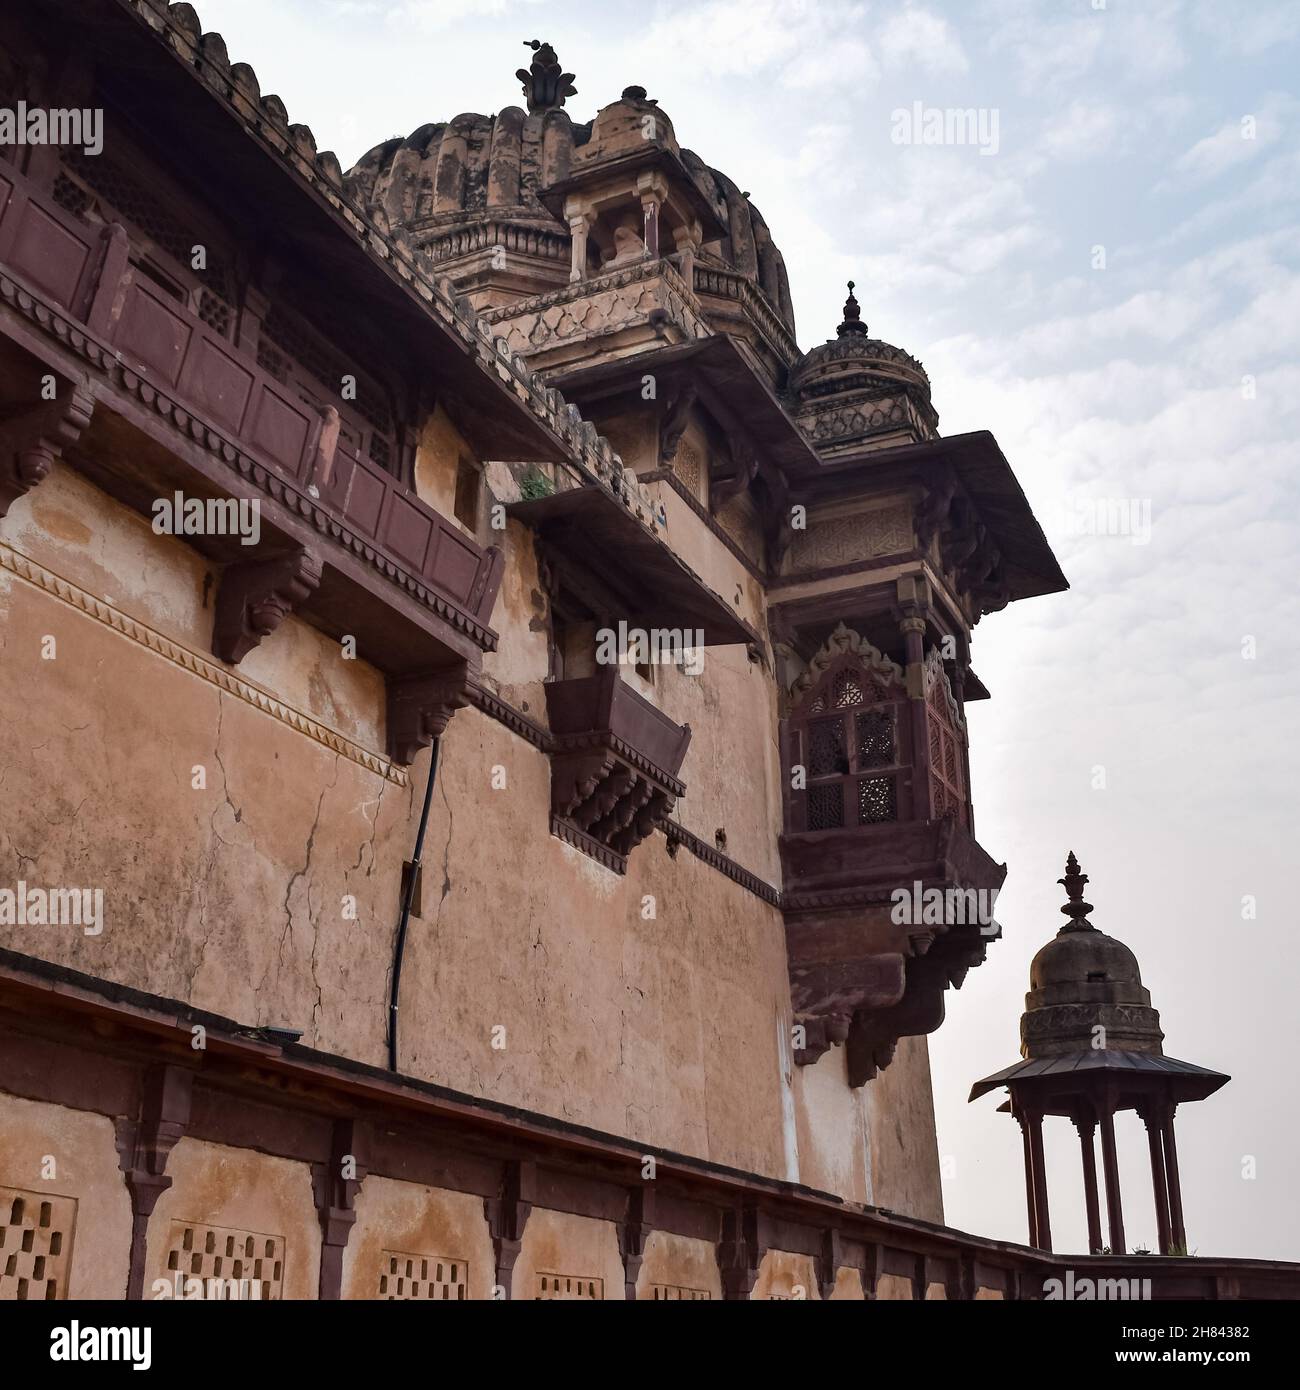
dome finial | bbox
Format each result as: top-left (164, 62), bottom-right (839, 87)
top-left (517, 40), bottom-right (577, 114)
top-left (837, 280), bottom-right (868, 338)
top-left (1058, 850), bottom-right (1095, 932)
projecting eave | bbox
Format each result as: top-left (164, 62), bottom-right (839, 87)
top-left (969, 1050), bottom-right (1231, 1106)
top-left (550, 334), bottom-right (822, 480)
top-left (77, 0), bottom-right (577, 466)
top-left (800, 430), bottom-right (1069, 605)
top-left (507, 484), bottom-right (756, 647)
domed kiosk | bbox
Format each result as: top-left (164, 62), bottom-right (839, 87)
top-left (970, 853), bottom-right (1229, 1255)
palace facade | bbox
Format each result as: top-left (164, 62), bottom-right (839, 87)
top-left (1, 2), bottom-right (1292, 1301)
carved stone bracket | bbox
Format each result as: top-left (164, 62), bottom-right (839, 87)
top-left (659, 381), bottom-right (696, 465)
top-left (484, 1159), bottom-right (535, 1299)
top-left (312, 1118), bottom-right (368, 1300)
top-left (619, 1185), bottom-right (657, 1300)
top-left (212, 546), bottom-right (323, 664)
top-left (545, 669), bottom-right (690, 874)
top-left (114, 1064), bottom-right (193, 1300)
top-left (0, 381), bottom-right (95, 517)
top-left (387, 660), bottom-right (473, 765)
top-left (717, 1204), bottom-right (764, 1301)
top-left (816, 1228), bottom-right (843, 1301)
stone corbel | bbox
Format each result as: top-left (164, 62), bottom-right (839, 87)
top-left (386, 661), bottom-right (473, 765)
top-left (619, 1185), bottom-right (657, 1300)
top-left (0, 382), bottom-right (95, 518)
top-left (915, 466), bottom-right (958, 551)
top-left (484, 1159), bottom-right (535, 1299)
top-left (115, 1064), bottom-right (193, 1300)
top-left (212, 546), bottom-right (323, 664)
top-left (717, 1204), bottom-right (764, 1301)
top-left (793, 1012), bottom-right (851, 1067)
top-left (710, 433), bottom-right (757, 512)
top-left (313, 1118), bottom-right (368, 1300)
top-left (816, 1228), bottom-right (843, 1301)
top-left (659, 381), bottom-right (696, 465)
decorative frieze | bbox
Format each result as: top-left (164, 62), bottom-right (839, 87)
top-left (785, 505), bottom-right (913, 574)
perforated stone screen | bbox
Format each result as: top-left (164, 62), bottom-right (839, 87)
top-left (537, 1272), bottom-right (603, 1299)
top-left (379, 1251), bottom-right (468, 1300)
top-left (0, 1187), bottom-right (77, 1301)
top-left (163, 1220), bottom-right (285, 1300)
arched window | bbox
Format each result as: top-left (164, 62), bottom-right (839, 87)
top-left (787, 651), bottom-right (911, 832)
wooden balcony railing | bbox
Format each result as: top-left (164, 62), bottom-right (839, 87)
top-left (0, 152), bottom-right (503, 744)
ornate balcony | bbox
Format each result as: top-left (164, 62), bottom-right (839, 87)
top-left (544, 667), bottom-right (691, 874)
top-left (777, 624), bottom-right (1005, 1080)
top-left (0, 152), bottom-right (541, 763)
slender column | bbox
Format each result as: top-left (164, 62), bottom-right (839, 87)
top-left (1026, 1107), bottom-right (1052, 1252)
top-left (1162, 1105), bottom-right (1187, 1252)
top-left (900, 616), bottom-right (933, 819)
top-left (1098, 1096), bottom-right (1126, 1254)
top-left (1140, 1106), bottom-right (1172, 1254)
top-left (1073, 1113), bottom-right (1103, 1254)
top-left (640, 195), bottom-right (660, 259)
top-left (567, 212), bottom-right (591, 282)
top-left (1015, 1104), bottom-right (1038, 1247)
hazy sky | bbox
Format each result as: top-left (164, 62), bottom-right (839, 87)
top-left (191, 0), bottom-right (1300, 1259)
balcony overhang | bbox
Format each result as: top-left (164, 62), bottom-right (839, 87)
top-left (549, 334), bottom-right (822, 482)
top-left (782, 818), bottom-right (1006, 1081)
top-left (54, 0), bottom-right (575, 465)
top-left (508, 484), bottom-right (755, 647)
top-left (545, 668), bottom-right (691, 874)
top-left (791, 431), bottom-right (1068, 604)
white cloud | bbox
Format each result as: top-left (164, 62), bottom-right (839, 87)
top-left (878, 5), bottom-right (968, 75)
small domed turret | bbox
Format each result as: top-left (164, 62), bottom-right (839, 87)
top-left (1020, 853), bottom-right (1164, 1058)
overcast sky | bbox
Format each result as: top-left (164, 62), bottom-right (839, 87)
top-left (190, 0), bottom-right (1300, 1260)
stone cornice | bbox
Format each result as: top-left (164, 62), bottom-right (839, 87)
top-left (0, 270), bottom-right (498, 652)
top-left (0, 539), bottom-right (407, 786)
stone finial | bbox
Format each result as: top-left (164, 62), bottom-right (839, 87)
top-left (836, 280), bottom-right (868, 338)
top-left (1057, 851), bottom-right (1096, 932)
top-left (517, 39), bottom-right (576, 113)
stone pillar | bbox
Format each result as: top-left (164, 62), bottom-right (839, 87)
top-left (672, 219), bottom-right (701, 292)
top-left (1162, 1106), bottom-right (1187, 1252)
top-left (900, 615), bottom-right (933, 820)
top-left (1073, 1113), bottom-right (1103, 1254)
top-left (1025, 1106), bottom-right (1052, 1252)
top-left (641, 195), bottom-right (660, 260)
top-left (1015, 1104), bottom-right (1039, 1248)
top-left (1098, 1097), bottom-right (1126, 1254)
top-left (1140, 1105), bottom-right (1173, 1254)
top-left (567, 211), bottom-right (592, 283)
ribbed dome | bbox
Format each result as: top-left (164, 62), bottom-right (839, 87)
top-left (1019, 854), bottom-right (1164, 1059)
top-left (789, 282), bottom-right (931, 401)
top-left (343, 47), bottom-right (796, 332)
top-left (1030, 930), bottom-right (1144, 992)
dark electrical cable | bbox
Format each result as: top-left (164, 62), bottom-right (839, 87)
top-left (387, 736), bottom-right (440, 1072)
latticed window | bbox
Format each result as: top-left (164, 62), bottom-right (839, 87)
top-left (788, 653), bottom-right (909, 831)
top-left (927, 662), bottom-right (968, 826)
